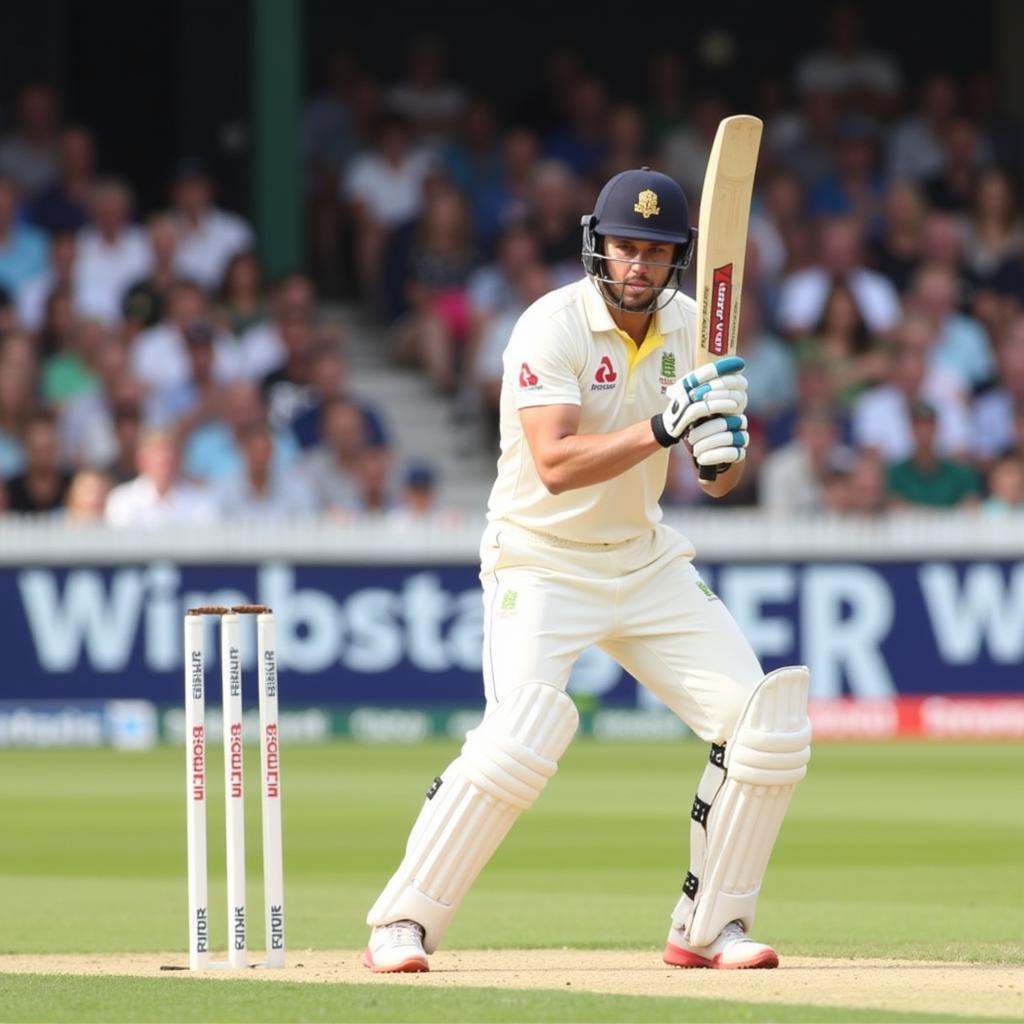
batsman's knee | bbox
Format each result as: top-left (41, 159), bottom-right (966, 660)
top-left (702, 674), bottom-right (759, 746)
top-left (462, 681), bottom-right (579, 809)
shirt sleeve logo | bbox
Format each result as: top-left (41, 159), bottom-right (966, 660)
top-left (518, 362), bottom-right (540, 388)
top-left (591, 355), bottom-right (618, 390)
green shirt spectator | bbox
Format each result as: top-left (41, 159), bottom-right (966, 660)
top-left (887, 457), bottom-right (982, 507)
top-left (886, 399), bottom-right (982, 508)
top-left (41, 351), bottom-right (98, 405)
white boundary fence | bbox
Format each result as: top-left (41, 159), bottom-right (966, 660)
top-left (1, 510), bottom-right (1022, 565)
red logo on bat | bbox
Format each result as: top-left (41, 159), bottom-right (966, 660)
top-left (519, 362), bottom-right (539, 387)
top-left (709, 264), bottom-right (733, 356)
top-left (594, 356), bottom-right (618, 383)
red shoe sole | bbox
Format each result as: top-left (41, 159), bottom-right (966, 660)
top-left (361, 946), bottom-right (429, 973)
top-left (663, 941), bottom-right (779, 970)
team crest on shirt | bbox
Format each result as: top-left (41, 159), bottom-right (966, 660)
top-left (518, 362), bottom-right (540, 389)
top-left (591, 355), bottom-right (618, 391)
top-left (659, 351), bottom-right (677, 393)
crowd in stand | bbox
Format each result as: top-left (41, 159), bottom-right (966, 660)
top-left (1, 4), bottom-right (1023, 522)
top-left (0, 84), bottom-right (445, 525)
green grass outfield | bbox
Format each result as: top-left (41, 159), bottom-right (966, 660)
top-left (1, 739), bottom-right (1022, 1021)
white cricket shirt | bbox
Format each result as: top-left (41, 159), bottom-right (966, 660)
top-left (486, 276), bottom-right (697, 545)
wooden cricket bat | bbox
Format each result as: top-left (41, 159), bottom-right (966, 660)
top-left (693, 114), bottom-right (763, 480)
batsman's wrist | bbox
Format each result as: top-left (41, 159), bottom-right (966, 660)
top-left (651, 414), bottom-right (680, 448)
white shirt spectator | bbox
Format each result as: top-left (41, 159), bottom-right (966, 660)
top-left (466, 264), bottom-right (518, 319)
top-left (105, 474), bottom-right (218, 527)
top-left (131, 323), bottom-right (244, 393)
top-left (776, 267), bottom-right (901, 335)
top-left (886, 117), bottom-right (948, 184)
top-left (240, 320), bottom-right (286, 379)
top-left (296, 446), bottom-right (362, 513)
top-left (57, 390), bottom-right (118, 469)
top-left (174, 208), bottom-right (253, 292)
top-left (388, 83), bottom-right (467, 130)
top-left (213, 466), bottom-right (316, 521)
top-left (74, 225), bottom-right (153, 324)
top-left (343, 149), bottom-right (434, 228)
top-left (971, 389), bottom-right (1018, 460)
top-left (16, 266), bottom-right (55, 332)
top-left (886, 118), bottom-right (992, 185)
top-left (851, 369), bottom-right (971, 461)
top-left (760, 442), bottom-right (851, 513)
top-left (476, 307), bottom-right (521, 385)
top-left (747, 209), bottom-right (788, 290)
top-left (795, 50), bottom-right (902, 99)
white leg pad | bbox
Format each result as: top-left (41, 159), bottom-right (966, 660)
top-left (368, 682), bottom-right (578, 952)
top-left (673, 666), bottom-right (811, 947)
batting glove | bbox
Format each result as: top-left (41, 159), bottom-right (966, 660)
top-left (651, 356), bottom-right (748, 447)
top-left (687, 413), bottom-right (749, 467)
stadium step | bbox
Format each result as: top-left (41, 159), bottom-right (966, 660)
top-left (324, 303), bottom-right (497, 514)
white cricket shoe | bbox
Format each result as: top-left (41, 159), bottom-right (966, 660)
top-left (361, 919), bottom-right (430, 973)
top-left (664, 920), bottom-right (779, 970)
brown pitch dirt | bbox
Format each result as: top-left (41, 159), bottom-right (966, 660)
top-left (1, 950), bottom-right (1022, 1019)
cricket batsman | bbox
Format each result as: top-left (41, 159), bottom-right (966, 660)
top-left (362, 167), bottom-right (812, 972)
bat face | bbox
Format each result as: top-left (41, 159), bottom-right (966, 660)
top-left (695, 115), bottom-right (763, 367)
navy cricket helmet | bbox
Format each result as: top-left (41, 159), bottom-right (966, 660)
top-left (581, 167), bottom-right (696, 312)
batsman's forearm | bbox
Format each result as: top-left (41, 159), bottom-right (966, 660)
top-left (537, 419), bottom-right (662, 494)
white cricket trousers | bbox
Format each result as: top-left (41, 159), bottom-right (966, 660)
top-left (479, 521), bottom-right (763, 742)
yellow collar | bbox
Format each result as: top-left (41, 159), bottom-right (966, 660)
top-left (582, 277), bottom-right (667, 369)
top-left (614, 320), bottom-right (664, 370)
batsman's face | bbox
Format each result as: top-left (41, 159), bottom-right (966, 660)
top-left (603, 236), bottom-right (674, 311)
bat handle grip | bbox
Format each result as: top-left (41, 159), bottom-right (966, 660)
top-left (699, 464), bottom-right (722, 482)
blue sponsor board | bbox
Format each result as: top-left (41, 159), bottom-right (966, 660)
top-left (2, 559), bottom-right (1022, 704)
top-left (0, 699), bottom-right (159, 748)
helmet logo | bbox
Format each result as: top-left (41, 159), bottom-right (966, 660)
top-left (634, 189), bottom-right (660, 219)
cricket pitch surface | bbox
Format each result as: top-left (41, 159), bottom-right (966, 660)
top-left (2, 950), bottom-right (1022, 1019)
